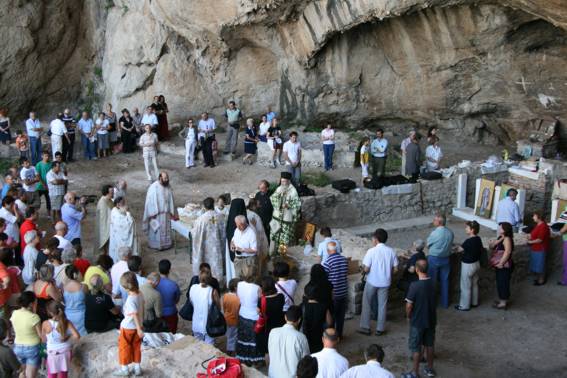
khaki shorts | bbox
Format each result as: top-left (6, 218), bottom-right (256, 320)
top-left (234, 255), bottom-right (258, 281)
top-left (51, 195), bottom-right (64, 210)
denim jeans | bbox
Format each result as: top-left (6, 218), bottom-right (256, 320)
top-left (287, 165), bottom-right (301, 185)
top-left (14, 344), bottom-right (41, 367)
top-left (323, 144), bottom-right (335, 170)
top-left (427, 255), bottom-right (450, 308)
top-left (29, 136), bottom-right (42, 165)
top-left (81, 135), bottom-right (95, 160)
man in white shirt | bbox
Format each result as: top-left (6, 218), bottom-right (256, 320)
top-left (198, 112), bottom-right (216, 168)
top-left (230, 215), bottom-right (258, 280)
top-left (20, 157), bottom-right (40, 209)
top-left (311, 328), bottom-right (348, 378)
top-left (268, 306), bottom-right (310, 378)
top-left (25, 112), bottom-right (43, 165)
top-left (321, 124), bottom-right (335, 171)
top-left (358, 228), bottom-right (398, 336)
top-left (49, 113), bottom-right (69, 159)
top-left (54, 221), bottom-right (71, 251)
top-left (141, 106), bottom-right (158, 131)
top-left (283, 131), bottom-right (301, 185)
top-left (139, 124), bottom-right (159, 181)
top-left (400, 129), bottom-right (416, 176)
top-left (496, 188), bottom-right (521, 231)
top-left (45, 162), bottom-right (67, 220)
top-left (341, 344), bottom-right (394, 378)
top-left (370, 128), bottom-right (388, 178)
top-left (0, 195), bottom-right (21, 244)
top-left (317, 226), bottom-right (343, 264)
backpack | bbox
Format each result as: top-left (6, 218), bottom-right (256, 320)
top-left (196, 357), bottom-right (243, 378)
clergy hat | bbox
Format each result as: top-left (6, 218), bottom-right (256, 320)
top-left (280, 171), bottom-right (292, 180)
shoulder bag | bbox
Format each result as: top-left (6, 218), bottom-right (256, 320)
top-left (276, 282), bottom-right (295, 305)
top-left (206, 290), bottom-right (226, 337)
top-left (254, 295), bottom-right (267, 334)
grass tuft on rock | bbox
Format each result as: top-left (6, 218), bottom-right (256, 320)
top-left (301, 172), bottom-right (332, 187)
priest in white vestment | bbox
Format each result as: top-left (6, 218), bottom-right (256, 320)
top-left (142, 172), bottom-right (176, 250)
top-left (109, 197), bottom-right (139, 262)
top-left (94, 185), bottom-right (114, 255)
top-left (192, 197), bottom-right (226, 285)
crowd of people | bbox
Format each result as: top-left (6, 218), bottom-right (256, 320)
top-left (0, 100), bottom-right (564, 378)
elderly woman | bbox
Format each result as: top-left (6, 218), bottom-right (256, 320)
top-left (527, 210), bottom-right (550, 286)
top-left (490, 222), bottom-right (514, 310)
top-left (242, 118), bottom-right (258, 165)
top-left (85, 274), bottom-right (120, 333)
top-left (397, 239), bottom-right (426, 296)
top-left (236, 264), bottom-right (263, 366)
top-left (455, 221), bottom-right (483, 311)
top-left (425, 136), bottom-right (443, 172)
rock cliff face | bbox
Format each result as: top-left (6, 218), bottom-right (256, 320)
top-left (1, 0), bottom-right (567, 144)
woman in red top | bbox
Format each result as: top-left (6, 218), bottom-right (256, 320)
top-left (527, 210), bottom-right (550, 286)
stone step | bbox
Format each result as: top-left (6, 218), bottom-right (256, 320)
top-left (342, 215), bottom-right (434, 237)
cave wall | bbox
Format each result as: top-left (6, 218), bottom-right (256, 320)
top-left (1, 0), bottom-right (567, 146)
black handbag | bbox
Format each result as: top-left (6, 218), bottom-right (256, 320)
top-left (206, 295), bottom-right (227, 338)
top-left (179, 290), bottom-right (194, 321)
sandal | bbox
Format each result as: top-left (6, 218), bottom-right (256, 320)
top-left (492, 303), bottom-right (507, 310)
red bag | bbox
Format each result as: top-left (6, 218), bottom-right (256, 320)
top-left (254, 295), bottom-right (267, 334)
top-left (196, 357), bottom-right (243, 378)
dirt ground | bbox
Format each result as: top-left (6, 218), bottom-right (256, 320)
top-left (38, 133), bottom-right (566, 378)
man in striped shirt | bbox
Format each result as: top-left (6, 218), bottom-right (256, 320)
top-left (323, 241), bottom-right (349, 338)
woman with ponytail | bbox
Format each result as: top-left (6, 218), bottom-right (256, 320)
top-left (41, 300), bottom-right (80, 378)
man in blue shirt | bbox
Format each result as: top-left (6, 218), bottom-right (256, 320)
top-left (370, 128), bottom-right (388, 178)
top-left (426, 213), bottom-right (454, 308)
top-left (77, 112), bottom-right (96, 160)
top-left (25, 112), bottom-right (43, 165)
top-left (61, 192), bottom-right (87, 246)
top-left (156, 259), bottom-right (181, 333)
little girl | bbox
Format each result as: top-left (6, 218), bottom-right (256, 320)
top-left (359, 137), bottom-right (370, 182)
top-left (42, 301), bottom-right (80, 378)
top-left (115, 271), bottom-right (144, 377)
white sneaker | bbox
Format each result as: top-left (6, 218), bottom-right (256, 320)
top-left (113, 368), bottom-right (129, 376)
top-left (133, 367), bottom-right (142, 376)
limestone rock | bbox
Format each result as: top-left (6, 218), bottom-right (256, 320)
top-left (70, 331), bottom-right (265, 377)
top-left (2, 0), bottom-right (567, 146)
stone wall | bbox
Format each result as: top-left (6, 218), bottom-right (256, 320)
top-left (508, 170), bottom-right (553, 220)
top-left (301, 177), bottom-right (458, 228)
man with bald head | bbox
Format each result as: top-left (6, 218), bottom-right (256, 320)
top-left (54, 221), bottom-right (71, 251)
top-left (311, 328), bottom-right (349, 377)
top-left (61, 192), bottom-right (87, 246)
top-left (143, 171), bottom-right (176, 250)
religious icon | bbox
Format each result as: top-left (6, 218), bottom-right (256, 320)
top-left (475, 179), bottom-right (495, 218)
top-left (499, 184), bottom-right (517, 202)
top-left (556, 199), bottom-right (567, 222)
